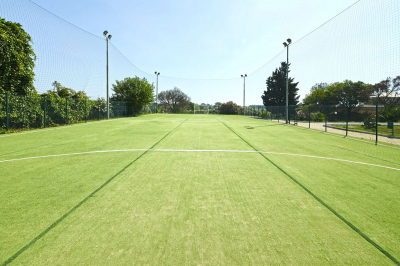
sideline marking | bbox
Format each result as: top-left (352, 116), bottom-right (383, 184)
top-left (1, 149), bottom-right (399, 171)
top-left (172, 120), bottom-right (229, 124)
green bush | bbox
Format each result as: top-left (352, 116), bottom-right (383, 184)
top-left (310, 111), bottom-right (325, 122)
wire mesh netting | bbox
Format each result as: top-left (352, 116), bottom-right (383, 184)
top-left (255, 104), bottom-right (400, 146)
top-left (0, 0), bottom-right (399, 139)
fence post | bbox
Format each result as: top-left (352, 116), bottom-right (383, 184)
top-left (346, 106), bottom-right (349, 136)
top-left (375, 104), bottom-right (378, 145)
top-left (6, 94), bottom-right (9, 131)
top-left (324, 106), bottom-right (327, 132)
top-left (85, 99), bottom-right (87, 123)
top-left (43, 96), bottom-right (47, 128)
top-left (308, 105), bottom-right (311, 128)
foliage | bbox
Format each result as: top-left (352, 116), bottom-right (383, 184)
top-left (310, 83), bottom-right (330, 92)
top-left (363, 117), bottom-right (376, 130)
top-left (158, 87), bottom-right (191, 113)
top-left (371, 76), bottom-right (400, 107)
top-left (1, 82), bottom-right (127, 132)
top-left (0, 17), bottom-right (36, 95)
top-left (111, 76), bottom-right (154, 114)
top-left (303, 80), bottom-right (372, 107)
top-left (261, 62), bottom-right (300, 106)
top-left (310, 111), bottom-right (325, 122)
top-left (218, 101), bottom-right (241, 115)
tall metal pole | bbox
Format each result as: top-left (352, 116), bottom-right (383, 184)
top-left (156, 74), bottom-right (158, 113)
top-left (155, 72), bottom-right (160, 113)
top-left (241, 74), bottom-right (247, 115)
top-left (286, 44), bottom-right (289, 124)
top-left (106, 37), bottom-right (109, 120)
top-left (243, 76), bottom-right (245, 114)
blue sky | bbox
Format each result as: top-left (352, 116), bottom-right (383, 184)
top-left (2, 0), bottom-right (399, 105)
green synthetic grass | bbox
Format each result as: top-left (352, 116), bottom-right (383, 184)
top-left (1, 114), bottom-right (399, 265)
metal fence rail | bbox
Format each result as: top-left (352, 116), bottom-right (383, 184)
top-left (244, 104), bottom-right (400, 146)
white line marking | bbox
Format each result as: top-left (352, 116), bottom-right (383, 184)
top-left (1, 149), bottom-right (399, 171)
top-left (172, 120), bottom-right (229, 124)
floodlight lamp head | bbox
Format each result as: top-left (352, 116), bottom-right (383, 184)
top-left (287, 38), bottom-right (292, 44)
top-left (241, 75), bottom-right (243, 77)
top-left (155, 71), bottom-right (157, 74)
top-left (283, 42), bottom-right (287, 47)
top-left (103, 30), bottom-right (108, 36)
top-left (108, 35), bottom-right (112, 40)
top-left (245, 74), bottom-right (247, 77)
top-left (158, 72), bottom-right (160, 75)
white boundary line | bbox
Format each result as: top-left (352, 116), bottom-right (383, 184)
top-left (1, 149), bottom-right (399, 171)
top-left (172, 120), bottom-right (229, 124)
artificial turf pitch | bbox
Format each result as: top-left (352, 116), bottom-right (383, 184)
top-left (1, 114), bottom-right (399, 265)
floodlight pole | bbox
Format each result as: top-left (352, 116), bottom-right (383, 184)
top-left (106, 37), bottom-right (109, 119)
top-left (283, 38), bottom-right (291, 124)
top-left (104, 31), bottom-right (112, 120)
top-left (155, 72), bottom-right (160, 113)
top-left (241, 74), bottom-right (247, 115)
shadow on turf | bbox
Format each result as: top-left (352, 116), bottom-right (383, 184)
top-left (1, 116), bottom-right (191, 266)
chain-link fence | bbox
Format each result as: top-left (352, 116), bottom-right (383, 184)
top-left (244, 104), bottom-right (400, 146)
top-left (0, 94), bottom-right (131, 132)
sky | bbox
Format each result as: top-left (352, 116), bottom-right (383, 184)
top-left (27, 0), bottom-right (356, 78)
top-left (2, 0), bottom-right (399, 105)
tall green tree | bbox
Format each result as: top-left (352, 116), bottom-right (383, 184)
top-left (261, 62), bottom-right (299, 106)
top-left (111, 76), bottom-right (154, 114)
top-left (0, 17), bottom-right (36, 95)
top-left (158, 87), bottom-right (191, 113)
top-left (324, 80), bottom-right (372, 107)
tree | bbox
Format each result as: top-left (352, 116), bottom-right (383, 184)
top-left (371, 76), bottom-right (400, 107)
top-left (158, 87), bottom-right (191, 113)
top-left (371, 76), bottom-right (400, 122)
top-left (324, 80), bottom-right (372, 107)
top-left (261, 62), bottom-right (299, 106)
top-left (214, 102), bottom-right (222, 108)
top-left (218, 101), bottom-right (241, 114)
top-left (0, 17), bottom-right (36, 95)
top-left (111, 76), bottom-right (154, 114)
top-left (310, 82), bottom-right (329, 92)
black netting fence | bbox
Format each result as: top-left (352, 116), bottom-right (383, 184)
top-left (0, 94), bottom-right (132, 132)
top-left (250, 104), bottom-right (400, 146)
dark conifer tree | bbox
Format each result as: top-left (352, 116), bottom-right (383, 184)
top-left (261, 62), bottom-right (299, 106)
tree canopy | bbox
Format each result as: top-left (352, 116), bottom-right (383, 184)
top-left (303, 80), bottom-right (372, 108)
top-left (261, 62), bottom-right (299, 106)
top-left (158, 87), bottom-right (191, 113)
top-left (0, 17), bottom-right (36, 95)
top-left (218, 101), bottom-right (241, 115)
top-left (111, 76), bottom-right (154, 114)
top-left (370, 76), bottom-right (400, 107)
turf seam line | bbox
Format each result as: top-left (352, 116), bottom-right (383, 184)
top-left (1, 116), bottom-right (191, 266)
top-left (216, 117), bottom-right (400, 265)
